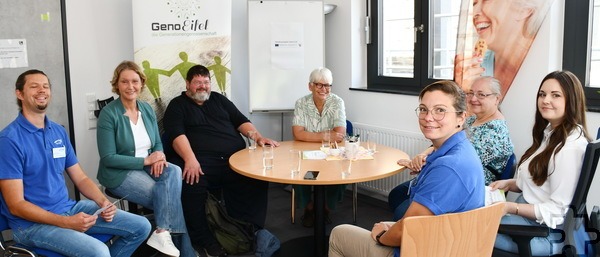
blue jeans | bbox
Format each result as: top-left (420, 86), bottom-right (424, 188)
top-left (12, 200), bottom-right (150, 257)
top-left (108, 163), bottom-right (195, 257)
top-left (494, 196), bottom-right (565, 255)
top-left (388, 180), bottom-right (411, 221)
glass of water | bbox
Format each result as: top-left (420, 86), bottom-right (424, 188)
top-left (340, 158), bottom-right (352, 179)
top-left (262, 144), bottom-right (274, 169)
top-left (367, 132), bottom-right (378, 155)
top-left (289, 149), bottom-right (301, 177)
top-left (321, 131), bottom-right (331, 153)
top-left (248, 130), bottom-right (257, 151)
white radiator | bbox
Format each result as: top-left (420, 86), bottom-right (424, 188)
top-left (351, 122), bottom-right (431, 201)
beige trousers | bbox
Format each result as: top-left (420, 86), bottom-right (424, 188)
top-left (328, 224), bottom-right (395, 257)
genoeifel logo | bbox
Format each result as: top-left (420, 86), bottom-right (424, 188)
top-left (167, 0), bottom-right (200, 19)
top-left (151, 0), bottom-right (209, 32)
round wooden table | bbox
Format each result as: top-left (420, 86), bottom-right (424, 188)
top-left (229, 141), bottom-right (409, 257)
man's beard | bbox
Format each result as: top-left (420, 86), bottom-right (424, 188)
top-left (189, 91), bottom-right (210, 102)
top-left (36, 104), bottom-right (48, 111)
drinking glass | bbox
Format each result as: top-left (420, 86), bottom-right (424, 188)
top-left (340, 158), bottom-right (352, 179)
top-left (248, 130), bottom-right (257, 151)
top-left (367, 132), bottom-right (379, 155)
top-left (262, 144), bottom-right (274, 169)
top-left (289, 149), bottom-right (301, 177)
top-left (321, 131), bottom-right (331, 152)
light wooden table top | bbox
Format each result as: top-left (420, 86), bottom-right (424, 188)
top-left (229, 140), bottom-right (409, 185)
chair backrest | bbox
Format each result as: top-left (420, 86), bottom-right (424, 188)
top-left (561, 139), bottom-right (600, 256)
top-left (94, 96), bottom-right (115, 118)
top-left (499, 153), bottom-right (517, 180)
top-left (346, 120), bottom-right (353, 137)
top-left (570, 139), bottom-right (600, 214)
top-left (400, 202), bottom-right (505, 257)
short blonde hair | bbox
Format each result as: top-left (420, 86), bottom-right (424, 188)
top-left (110, 61), bottom-right (146, 94)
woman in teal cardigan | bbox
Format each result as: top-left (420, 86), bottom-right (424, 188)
top-left (97, 61), bottom-right (194, 257)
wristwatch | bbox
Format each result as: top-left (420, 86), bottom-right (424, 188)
top-left (376, 230), bottom-right (387, 245)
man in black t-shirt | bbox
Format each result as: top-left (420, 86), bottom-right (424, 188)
top-left (163, 65), bottom-right (279, 256)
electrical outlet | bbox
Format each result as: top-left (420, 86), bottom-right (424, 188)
top-left (86, 93), bottom-right (96, 103)
top-left (88, 118), bottom-right (97, 130)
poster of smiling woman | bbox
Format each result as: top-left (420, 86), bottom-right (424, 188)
top-left (454, 0), bottom-right (554, 99)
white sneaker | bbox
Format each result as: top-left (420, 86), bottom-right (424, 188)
top-left (146, 230), bottom-right (180, 257)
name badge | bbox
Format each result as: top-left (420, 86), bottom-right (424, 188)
top-left (53, 146), bottom-right (66, 158)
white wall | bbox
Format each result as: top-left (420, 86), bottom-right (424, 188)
top-left (65, 0), bottom-right (600, 208)
top-left (65, 0), bottom-right (134, 186)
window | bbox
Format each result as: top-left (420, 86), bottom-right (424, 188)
top-left (563, 0), bottom-right (600, 111)
top-left (366, 0), bottom-right (460, 94)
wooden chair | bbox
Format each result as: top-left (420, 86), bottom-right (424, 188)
top-left (493, 139), bottom-right (600, 257)
top-left (400, 202), bottom-right (506, 257)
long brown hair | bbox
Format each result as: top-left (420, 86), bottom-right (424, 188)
top-left (519, 70), bottom-right (591, 185)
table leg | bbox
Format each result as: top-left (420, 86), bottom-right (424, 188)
top-left (313, 185), bottom-right (326, 257)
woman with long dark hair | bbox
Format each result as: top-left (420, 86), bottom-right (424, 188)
top-left (490, 70), bottom-right (591, 255)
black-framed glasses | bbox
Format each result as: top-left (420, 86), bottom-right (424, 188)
top-left (415, 107), bottom-right (462, 121)
top-left (466, 92), bottom-right (496, 99)
top-left (312, 82), bottom-right (332, 89)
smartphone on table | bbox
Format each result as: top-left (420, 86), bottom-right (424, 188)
top-left (303, 170), bottom-right (319, 180)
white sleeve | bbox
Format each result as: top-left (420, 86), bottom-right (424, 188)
top-left (534, 139), bottom-right (586, 228)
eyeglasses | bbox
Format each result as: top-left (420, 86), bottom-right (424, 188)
top-left (191, 80), bottom-right (211, 86)
top-left (312, 82), bottom-right (332, 89)
top-left (466, 92), bottom-right (496, 99)
top-left (415, 107), bottom-right (462, 121)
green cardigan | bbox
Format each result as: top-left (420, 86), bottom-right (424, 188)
top-left (96, 98), bottom-right (163, 188)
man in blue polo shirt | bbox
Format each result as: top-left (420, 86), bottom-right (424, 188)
top-left (0, 70), bottom-right (151, 256)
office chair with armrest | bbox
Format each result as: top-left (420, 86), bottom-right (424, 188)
top-left (493, 139), bottom-right (600, 257)
top-left (401, 202), bottom-right (505, 257)
top-left (290, 120), bottom-right (358, 224)
top-left (1, 213), bottom-right (38, 257)
top-left (0, 204), bottom-right (113, 257)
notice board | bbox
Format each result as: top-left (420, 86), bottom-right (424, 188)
top-left (248, 0), bottom-right (324, 112)
top-left (0, 0), bottom-right (71, 131)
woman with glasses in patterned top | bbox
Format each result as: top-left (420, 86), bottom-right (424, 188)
top-left (292, 67), bottom-right (347, 227)
top-left (388, 76), bottom-right (514, 221)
